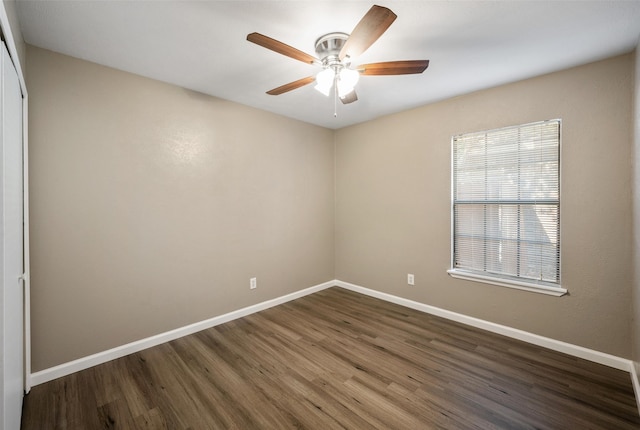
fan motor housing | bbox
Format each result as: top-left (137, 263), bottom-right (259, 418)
top-left (315, 32), bottom-right (349, 66)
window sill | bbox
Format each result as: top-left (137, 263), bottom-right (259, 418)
top-left (447, 270), bottom-right (567, 297)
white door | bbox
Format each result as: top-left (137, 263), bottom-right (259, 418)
top-left (0, 40), bottom-right (24, 430)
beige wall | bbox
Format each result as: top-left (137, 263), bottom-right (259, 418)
top-left (336, 54), bottom-right (634, 358)
top-left (28, 42), bottom-right (637, 371)
top-left (27, 46), bottom-right (335, 371)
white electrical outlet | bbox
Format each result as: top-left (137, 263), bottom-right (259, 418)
top-left (250, 277), bottom-right (257, 290)
top-left (407, 274), bottom-right (415, 286)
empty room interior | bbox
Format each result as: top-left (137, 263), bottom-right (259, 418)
top-left (1, 1), bottom-right (640, 429)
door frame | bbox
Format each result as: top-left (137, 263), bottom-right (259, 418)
top-left (0, 4), bottom-right (30, 394)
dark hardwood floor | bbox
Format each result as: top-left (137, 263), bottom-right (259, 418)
top-left (22, 287), bottom-right (640, 429)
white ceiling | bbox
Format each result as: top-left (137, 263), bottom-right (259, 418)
top-left (15, 1), bottom-right (640, 129)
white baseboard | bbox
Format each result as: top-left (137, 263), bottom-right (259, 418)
top-left (31, 278), bottom-right (635, 396)
top-left (30, 280), bottom-right (336, 386)
top-left (334, 280), bottom-right (633, 372)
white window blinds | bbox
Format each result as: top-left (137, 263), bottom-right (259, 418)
top-left (451, 120), bottom-right (561, 290)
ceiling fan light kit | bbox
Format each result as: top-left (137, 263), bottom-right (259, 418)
top-left (246, 5), bottom-right (429, 113)
top-left (314, 68), bottom-right (334, 96)
top-left (313, 32), bottom-right (360, 99)
top-left (336, 68), bottom-right (360, 98)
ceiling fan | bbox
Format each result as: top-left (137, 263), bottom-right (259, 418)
top-left (246, 5), bottom-right (429, 107)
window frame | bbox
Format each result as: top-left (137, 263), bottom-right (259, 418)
top-left (448, 119), bottom-right (566, 296)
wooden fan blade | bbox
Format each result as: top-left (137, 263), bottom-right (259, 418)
top-left (247, 33), bottom-right (318, 65)
top-left (339, 5), bottom-right (397, 61)
top-left (340, 90), bottom-right (358, 104)
top-left (266, 76), bottom-right (316, 95)
top-left (357, 60), bottom-right (430, 76)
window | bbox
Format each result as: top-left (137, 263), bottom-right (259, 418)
top-left (448, 120), bottom-right (565, 296)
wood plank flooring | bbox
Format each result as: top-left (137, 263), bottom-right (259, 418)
top-left (21, 287), bottom-right (640, 429)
